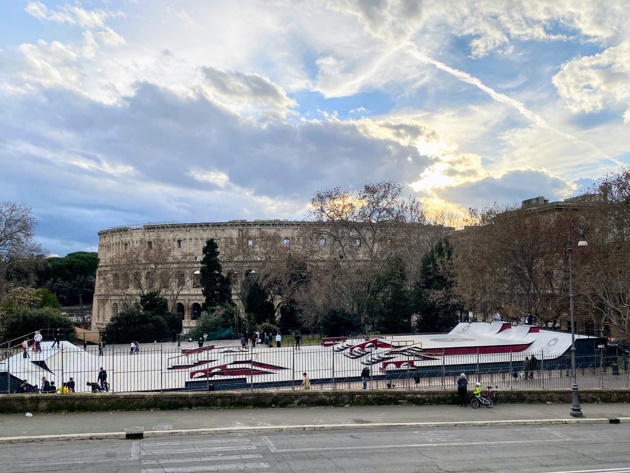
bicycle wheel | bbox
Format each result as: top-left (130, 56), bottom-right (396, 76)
top-left (471, 397), bottom-right (480, 409)
top-left (485, 398), bottom-right (494, 408)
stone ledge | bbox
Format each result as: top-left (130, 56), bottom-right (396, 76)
top-left (1, 388), bottom-right (629, 414)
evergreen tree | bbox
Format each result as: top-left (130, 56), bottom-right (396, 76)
top-left (200, 239), bottom-right (232, 311)
top-left (416, 238), bottom-right (460, 332)
top-left (244, 280), bottom-right (275, 326)
top-left (372, 255), bottom-right (414, 334)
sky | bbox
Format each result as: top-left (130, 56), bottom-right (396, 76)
top-left (1, 0), bottom-right (630, 256)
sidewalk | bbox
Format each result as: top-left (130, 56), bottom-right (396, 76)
top-left (2, 402), bottom-right (630, 443)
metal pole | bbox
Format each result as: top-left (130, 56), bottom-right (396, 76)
top-left (332, 345), bottom-right (336, 391)
top-left (292, 347), bottom-right (295, 391)
top-left (509, 352), bottom-right (513, 390)
top-left (569, 217), bottom-right (583, 417)
top-left (250, 344), bottom-right (253, 392)
top-left (160, 345), bottom-right (163, 393)
top-left (441, 348), bottom-right (445, 389)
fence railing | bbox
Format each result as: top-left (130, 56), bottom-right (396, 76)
top-left (2, 343), bottom-right (628, 395)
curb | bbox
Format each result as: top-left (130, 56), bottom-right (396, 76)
top-left (2, 417), bottom-right (629, 444)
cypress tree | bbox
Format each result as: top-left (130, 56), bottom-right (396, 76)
top-left (200, 239), bottom-right (232, 311)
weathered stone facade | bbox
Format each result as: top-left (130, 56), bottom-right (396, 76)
top-left (91, 220), bottom-right (314, 332)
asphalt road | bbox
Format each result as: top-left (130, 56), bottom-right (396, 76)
top-left (3, 423), bottom-right (630, 473)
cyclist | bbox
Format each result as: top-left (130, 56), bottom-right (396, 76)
top-left (473, 381), bottom-right (482, 397)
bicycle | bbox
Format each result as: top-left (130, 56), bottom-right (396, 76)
top-left (470, 393), bottom-right (493, 408)
top-left (483, 386), bottom-right (499, 405)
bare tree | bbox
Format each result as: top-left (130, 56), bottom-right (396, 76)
top-left (453, 203), bottom-right (569, 325)
top-left (0, 202), bottom-right (43, 307)
top-left (577, 167), bottom-right (630, 339)
top-left (307, 182), bottom-right (440, 329)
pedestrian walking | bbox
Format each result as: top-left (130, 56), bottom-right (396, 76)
top-left (295, 333), bottom-right (302, 349)
top-left (198, 337), bottom-right (203, 348)
top-left (302, 372), bottom-right (311, 390)
top-left (361, 366), bottom-right (370, 389)
top-left (83, 340), bottom-right (88, 351)
top-left (130, 341), bottom-right (136, 354)
top-left (413, 370), bottom-right (420, 387)
top-left (276, 332), bottom-right (282, 348)
top-left (98, 367), bottom-right (108, 391)
top-left (457, 373), bottom-right (468, 406)
top-left (51, 329), bottom-right (61, 349)
top-left (241, 335), bottom-right (247, 349)
top-left (21, 339), bottom-right (29, 358)
top-left (135, 341), bottom-right (140, 353)
top-left (98, 341), bottom-right (104, 356)
top-left (523, 357), bottom-right (530, 379)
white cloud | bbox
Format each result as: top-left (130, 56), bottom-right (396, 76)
top-left (200, 67), bottom-right (297, 120)
top-left (98, 27), bottom-right (127, 47)
top-left (25, 1), bottom-right (110, 28)
top-left (189, 169), bottom-right (230, 188)
top-left (553, 40), bottom-right (630, 123)
top-left (17, 39), bottom-right (81, 90)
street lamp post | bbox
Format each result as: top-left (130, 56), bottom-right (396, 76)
top-left (568, 215), bottom-right (587, 418)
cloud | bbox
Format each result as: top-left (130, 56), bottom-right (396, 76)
top-left (433, 168), bottom-right (577, 213)
top-left (25, 1), bottom-right (110, 28)
top-left (553, 40), bottom-right (630, 123)
top-left (200, 66), bottom-right (297, 120)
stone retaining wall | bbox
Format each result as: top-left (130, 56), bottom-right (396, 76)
top-left (1, 389), bottom-right (629, 414)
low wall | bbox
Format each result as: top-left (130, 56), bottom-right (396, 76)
top-left (1, 389), bottom-right (629, 414)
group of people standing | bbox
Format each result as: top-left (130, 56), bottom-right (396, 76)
top-left (241, 332), bottom-right (284, 348)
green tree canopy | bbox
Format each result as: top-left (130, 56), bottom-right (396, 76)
top-left (1, 306), bottom-right (75, 343)
top-left (416, 237), bottom-right (460, 333)
top-left (370, 255), bottom-right (414, 334)
top-left (103, 292), bottom-right (180, 343)
top-left (43, 252), bottom-right (99, 309)
top-left (191, 303), bottom-right (235, 340)
top-left (200, 239), bottom-right (232, 311)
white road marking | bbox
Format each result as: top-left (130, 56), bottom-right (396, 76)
top-left (142, 462), bottom-right (269, 472)
top-left (141, 445), bottom-right (257, 455)
top-left (272, 437), bottom-right (573, 453)
top-left (547, 469), bottom-right (630, 473)
top-left (261, 435), bottom-right (277, 453)
top-left (142, 453), bottom-right (263, 465)
top-left (131, 441), bottom-right (140, 460)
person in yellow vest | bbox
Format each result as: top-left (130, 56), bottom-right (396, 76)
top-left (473, 382), bottom-right (482, 397)
top-left (302, 372), bottom-right (311, 390)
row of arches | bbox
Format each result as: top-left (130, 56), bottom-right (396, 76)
top-left (111, 302), bottom-right (203, 320)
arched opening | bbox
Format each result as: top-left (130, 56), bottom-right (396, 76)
top-left (192, 270), bottom-right (201, 288)
top-left (146, 272), bottom-right (155, 289)
top-left (176, 303), bottom-right (185, 320)
top-left (112, 302), bottom-right (119, 317)
top-left (191, 303), bottom-right (202, 320)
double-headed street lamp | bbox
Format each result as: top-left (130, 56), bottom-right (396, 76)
top-left (568, 215), bottom-right (587, 418)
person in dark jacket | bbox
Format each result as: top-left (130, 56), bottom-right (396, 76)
top-left (361, 366), bottom-right (370, 389)
top-left (98, 367), bottom-right (108, 390)
top-left (41, 376), bottom-right (51, 393)
top-left (457, 373), bottom-right (468, 406)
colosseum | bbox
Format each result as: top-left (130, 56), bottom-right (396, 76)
top-left (91, 220), bottom-right (321, 333)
